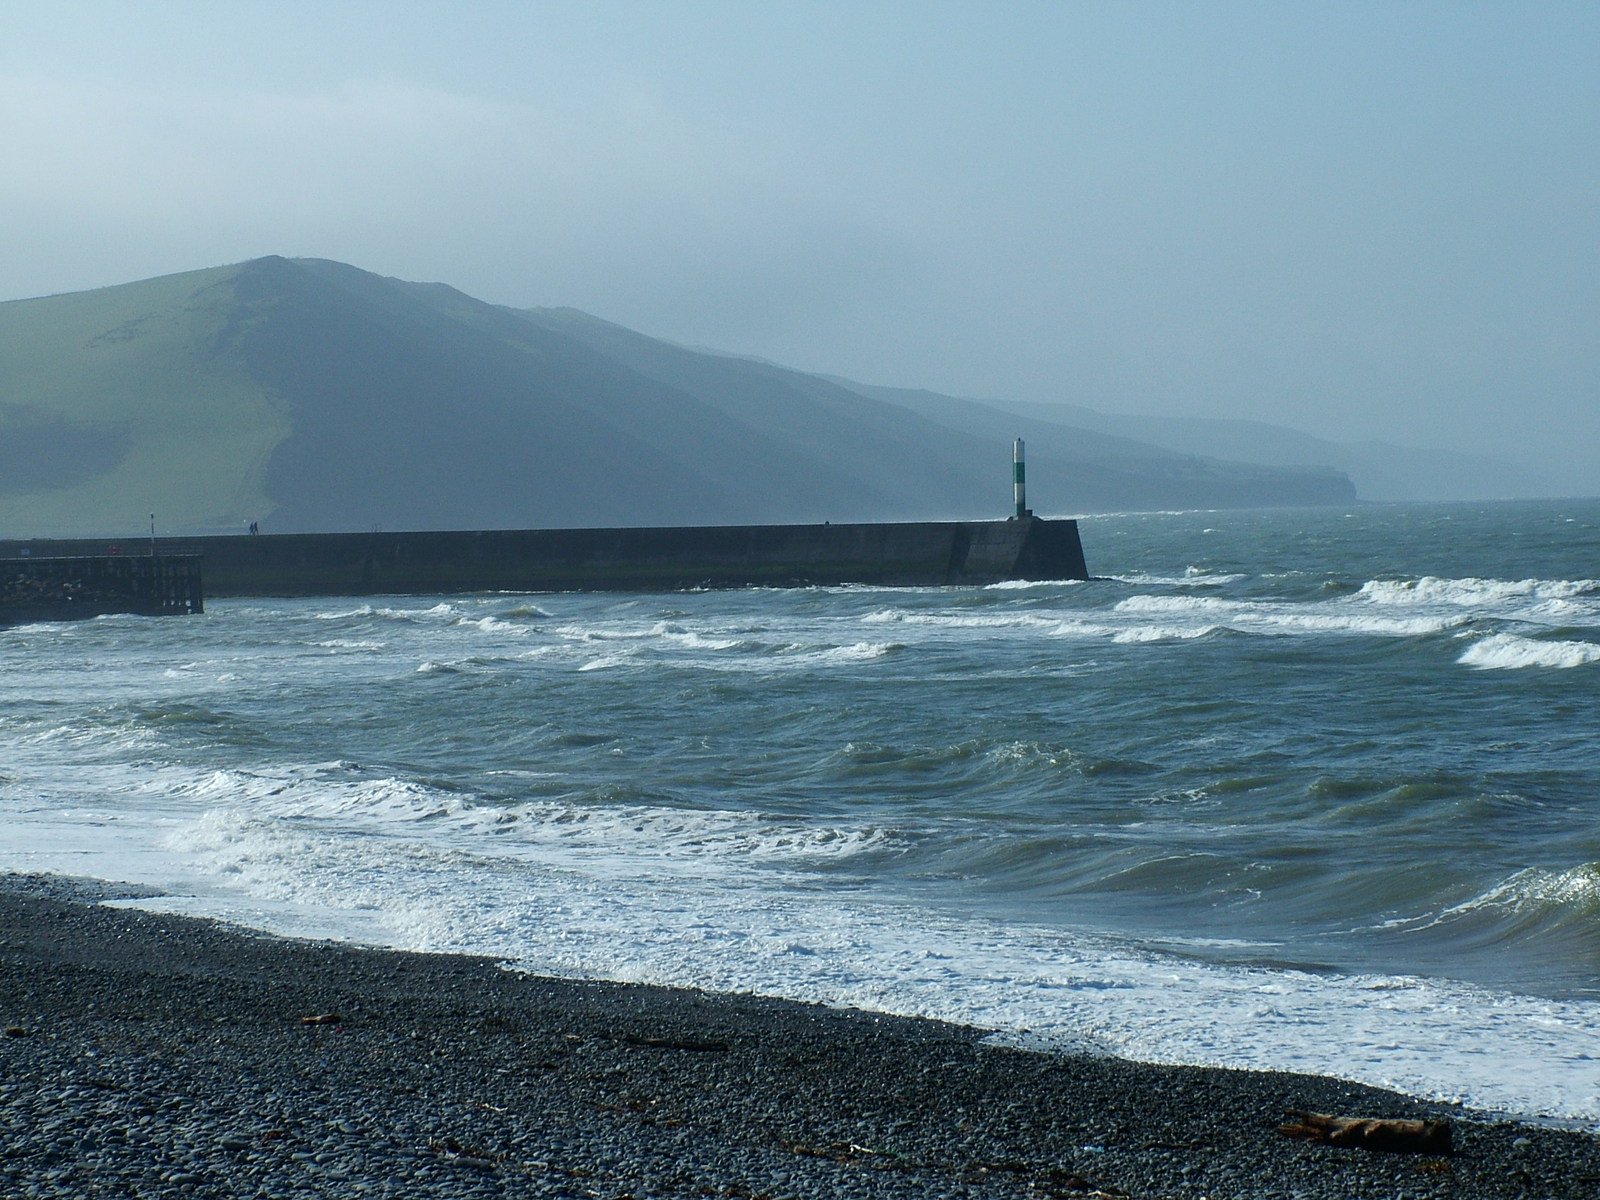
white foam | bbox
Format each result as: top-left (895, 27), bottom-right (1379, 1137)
top-left (1113, 594), bottom-right (1467, 638)
top-left (1110, 569), bottom-right (1248, 587)
top-left (661, 629), bottom-right (745, 651)
top-left (983, 578), bottom-right (1088, 590)
top-left (1433, 864), bottom-right (1600, 922)
top-left (861, 608), bottom-right (1060, 630)
top-left (314, 602), bottom-right (460, 622)
top-left (1359, 577), bottom-right (1600, 627)
top-left (101, 808), bottom-right (1600, 1126)
top-left (1114, 595), bottom-right (1240, 615)
top-left (1185, 565), bottom-right (1247, 582)
top-left (458, 616), bottom-right (533, 636)
top-left (167, 794), bottom-right (900, 877)
top-left (606, 591), bottom-right (1479, 651)
top-left (1457, 633), bottom-right (1600, 671)
top-left (550, 619), bottom-right (734, 645)
top-left (16, 719), bottom-right (158, 754)
top-left (578, 653), bottom-right (634, 671)
top-left (781, 641), bottom-right (900, 667)
top-left (1110, 623), bottom-right (1218, 644)
top-left (1360, 576), bottom-right (1598, 605)
top-left (4, 760), bottom-right (1599, 1126)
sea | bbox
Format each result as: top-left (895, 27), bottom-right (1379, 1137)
top-left (3, 499), bottom-right (1597, 1127)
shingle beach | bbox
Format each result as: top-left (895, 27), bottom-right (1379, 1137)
top-left (3, 874), bottom-right (1595, 1199)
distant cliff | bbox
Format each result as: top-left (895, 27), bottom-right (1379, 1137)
top-left (0, 257), bottom-right (1355, 538)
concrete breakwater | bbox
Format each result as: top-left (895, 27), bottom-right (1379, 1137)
top-left (0, 555), bottom-right (203, 626)
top-left (0, 517), bottom-right (1087, 598)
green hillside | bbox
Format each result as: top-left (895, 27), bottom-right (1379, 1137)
top-left (0, 264), bottom-right (287, 535)
top-left (0, 257), bottom-right (1356, 538)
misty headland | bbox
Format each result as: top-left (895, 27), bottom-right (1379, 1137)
top-left (4, 254), bottom-right (1547, 542)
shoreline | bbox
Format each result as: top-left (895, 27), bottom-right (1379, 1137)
top-left (3, 873), bottom-right (1597, 1198)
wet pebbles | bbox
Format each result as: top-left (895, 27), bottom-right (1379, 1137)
top-left (2, 874), bottom-right (1596, 1198)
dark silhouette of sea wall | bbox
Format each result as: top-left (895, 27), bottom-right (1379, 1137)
top-left (0, 518), bottom-right (1087, 598)
top-left (0, 555), bottom-right (203, 625)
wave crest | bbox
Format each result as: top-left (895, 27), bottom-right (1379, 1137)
top-left (1359, 576), bottom-right (1599, 608)
top-left (1457, 633), bottom-right (1600, 670)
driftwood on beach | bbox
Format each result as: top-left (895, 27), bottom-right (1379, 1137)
top-left (1279, 1110), bottom-right (1454, 1154)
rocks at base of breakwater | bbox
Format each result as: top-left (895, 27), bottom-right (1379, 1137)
top-left (1, 873), bottom-right (1596, 1199)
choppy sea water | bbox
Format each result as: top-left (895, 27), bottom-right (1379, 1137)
top-left (3, 499), bottom-right (1597, 1125)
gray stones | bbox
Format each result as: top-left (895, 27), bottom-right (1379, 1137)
top-left (0, 874), bottom-right (1596, 1198)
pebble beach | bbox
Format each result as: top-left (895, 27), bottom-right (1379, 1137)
top-left (3, 874), bottom-right (1596, 1199)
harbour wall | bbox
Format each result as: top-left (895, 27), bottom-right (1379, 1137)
top-left (0, 518), bottom-right (1087, 598)
top-left (0, 555), bottom-right (203, 626)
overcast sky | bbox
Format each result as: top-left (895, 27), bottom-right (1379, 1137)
top-left (3, 2), bottom-right (1595, 491)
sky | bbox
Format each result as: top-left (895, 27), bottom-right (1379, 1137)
top-left (3, 1), bottom-right (1596, 492)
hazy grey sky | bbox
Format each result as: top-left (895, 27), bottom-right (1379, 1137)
top-left (3, 2), bottom-right (1595, 490)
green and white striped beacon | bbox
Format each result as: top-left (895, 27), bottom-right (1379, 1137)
top-left (1013, 437), bottom-right (1029, 518)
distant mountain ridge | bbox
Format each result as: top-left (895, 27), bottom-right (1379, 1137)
top-left (996, 400), bottom-right (1548, 503)
top-left (509, 306), bottom-right (1353, 514)
top-left (819, 380), bottom-right (1552, 504)
top-left (2, 257), bottom-right (1354, 537)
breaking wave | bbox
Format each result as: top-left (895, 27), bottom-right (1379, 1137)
top-left (1358, 576), bottom-right (1600, 620)
top-left (1456, 633), bottom-right (1600, 670)
top-left (1112, 594), bottom-right (1467, 638)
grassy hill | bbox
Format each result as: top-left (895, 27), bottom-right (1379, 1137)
top-left (0, 258), bottom-right (1356, 537)
top-left (0, 264), bottom-right (286, 535)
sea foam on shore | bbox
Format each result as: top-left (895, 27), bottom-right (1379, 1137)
top-left (4, 873), bottom-right (1599, 1200)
